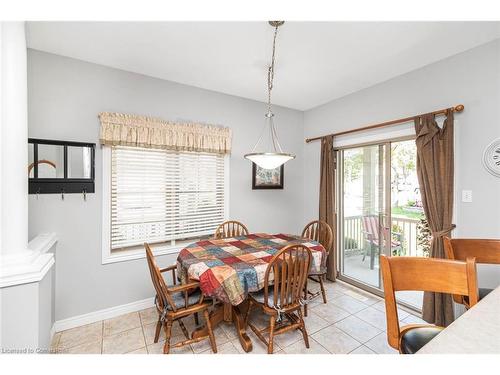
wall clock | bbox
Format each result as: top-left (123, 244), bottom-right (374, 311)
top-left (483, 138), bottom-right (500, 177)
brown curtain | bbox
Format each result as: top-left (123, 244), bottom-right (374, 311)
top-left (319, 135), bottom-right (337, 281)
top-left (414, 109), bottom-right (455, 326)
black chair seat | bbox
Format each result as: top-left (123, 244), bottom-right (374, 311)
top-left (400, 326), bottom-right (443, 354)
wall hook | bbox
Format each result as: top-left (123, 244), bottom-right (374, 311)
top-left (61, 189), bottom-right (65, 201)
top-left (83, 188), bottom-right (87, 201)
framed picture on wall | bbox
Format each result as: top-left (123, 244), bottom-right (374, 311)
top-left (252, 163), bottom-right (284, 189)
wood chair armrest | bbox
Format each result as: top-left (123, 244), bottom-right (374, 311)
top-left (169, 281), bottom-right (205, 306)
top-left (168, 281), bottom-right (200, 294)
top-left (160, 264), bottom-right (177, 273)
top-left (160, 264), bottom-right (178, 285)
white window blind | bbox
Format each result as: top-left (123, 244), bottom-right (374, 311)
top-left (110, 145), bottom-right (226, 251)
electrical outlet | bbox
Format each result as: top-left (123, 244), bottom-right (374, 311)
top-left (462, 190), bottom-right (472, 203)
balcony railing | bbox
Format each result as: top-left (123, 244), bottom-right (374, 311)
top-left (343, 215), bottom-right (425, 257)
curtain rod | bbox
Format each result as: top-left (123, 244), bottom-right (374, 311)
top-left (305, 104), bottom-right (464, 143)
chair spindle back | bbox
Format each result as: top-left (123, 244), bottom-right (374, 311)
top-left (214, 220), bottom-right (249, 239)
top-left (263, 244), bottom-right (312, 311)
top-left (302, 220), bottom-right (333, 254)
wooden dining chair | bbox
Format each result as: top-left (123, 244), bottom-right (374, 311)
top-left (301, 220), bottom-right (333, 316)
top-left (144, 243), bottom-right (217, 354)
top-left (380, 254), bottom-right (478, 354)
top-left (214, 220), bottom-right (249, 239)
top-left (444, 237), bottom-right (500, 307)
top-left (244, 244), bottom-right (312, 354)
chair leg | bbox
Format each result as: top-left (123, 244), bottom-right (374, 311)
top-left (304, 278), bottom-right (308, 317)
top-left (318, 275), bottom-right (327, 304)
top-left (370, 244), bottom-right (375, 270)
top-left (297, 308), bottom-right (310, 348)
top-left (203, 309), bottom-right (217, 353)
top-left (154, 317), bottom-right (162, 343)
top-left (268, 315), bottom-right (276, 354)
top-left (243, 300), bottom-right (253, 329)
top-left (163, 320), bottom-right (173, 354)
top-left (178, 319), bottom-right (190, 339)
top-left (194, 312), bottom-right (199, 326)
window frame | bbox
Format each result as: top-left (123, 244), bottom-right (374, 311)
top-left (101, 145), bottom-right (230, 265)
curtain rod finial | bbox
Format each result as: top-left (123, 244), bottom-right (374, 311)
top-left (454, 104), bottom-right (464, 112)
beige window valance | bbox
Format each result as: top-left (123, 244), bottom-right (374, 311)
top-left (98, 112), bottom-right (232, 154)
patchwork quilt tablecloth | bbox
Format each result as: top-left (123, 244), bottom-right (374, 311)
top-left (176, 233), bottom-right (327, 306)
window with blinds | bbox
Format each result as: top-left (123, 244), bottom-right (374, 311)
top-left (110, 145), bottom-right (227, 251)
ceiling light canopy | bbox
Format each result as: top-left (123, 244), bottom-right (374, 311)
top-left (244, 21), bottom-right (295, 170)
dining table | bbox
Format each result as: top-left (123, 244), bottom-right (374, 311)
top-left (417, 285), bottom-right (500, 354)
top-left (176, 232), bottom-right (327, 352)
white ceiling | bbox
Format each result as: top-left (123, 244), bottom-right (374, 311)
top-left (26, 21), bottom-right (500, 111)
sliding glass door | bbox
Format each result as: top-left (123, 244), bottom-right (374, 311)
top-left (338, 138), bottom-right (425, 310)
top-left (339, 143), bottom-right (390, 290)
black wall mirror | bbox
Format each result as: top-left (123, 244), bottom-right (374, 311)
top-left (28, 138), bottom-right (95, 194)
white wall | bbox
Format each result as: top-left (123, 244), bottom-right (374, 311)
top-left (37, 263), bottom-right (54, 350)
top-left (27, 50), bottom-right (304, 321)
top-left (1, 283), bottom-right (40, 350)
top-left (0, 265), bottom-right (54, 352)
top-left (303, 39), bottom-right (500, 288)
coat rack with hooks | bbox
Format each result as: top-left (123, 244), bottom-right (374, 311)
top-left (28, 138), bottom-right (95, 198)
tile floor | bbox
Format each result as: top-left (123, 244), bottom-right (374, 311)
top-left (344, 255), bottom-right (424, 308)
top-left (51, 280), bottom-right (425, 354)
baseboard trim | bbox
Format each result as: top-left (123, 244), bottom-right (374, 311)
top-left (54, 297), bottom-right (155, 332)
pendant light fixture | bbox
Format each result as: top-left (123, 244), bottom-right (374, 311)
top-left (244, 21), bottom-right (295, 170)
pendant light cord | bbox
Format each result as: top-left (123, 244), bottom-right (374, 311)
top-left (267, 25), bottom-right (279, 116)
top-left (249, 22), bottom-right (286, 155)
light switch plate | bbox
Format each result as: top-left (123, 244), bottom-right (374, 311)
top-left (462, 190), bottom-right (473, 203)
